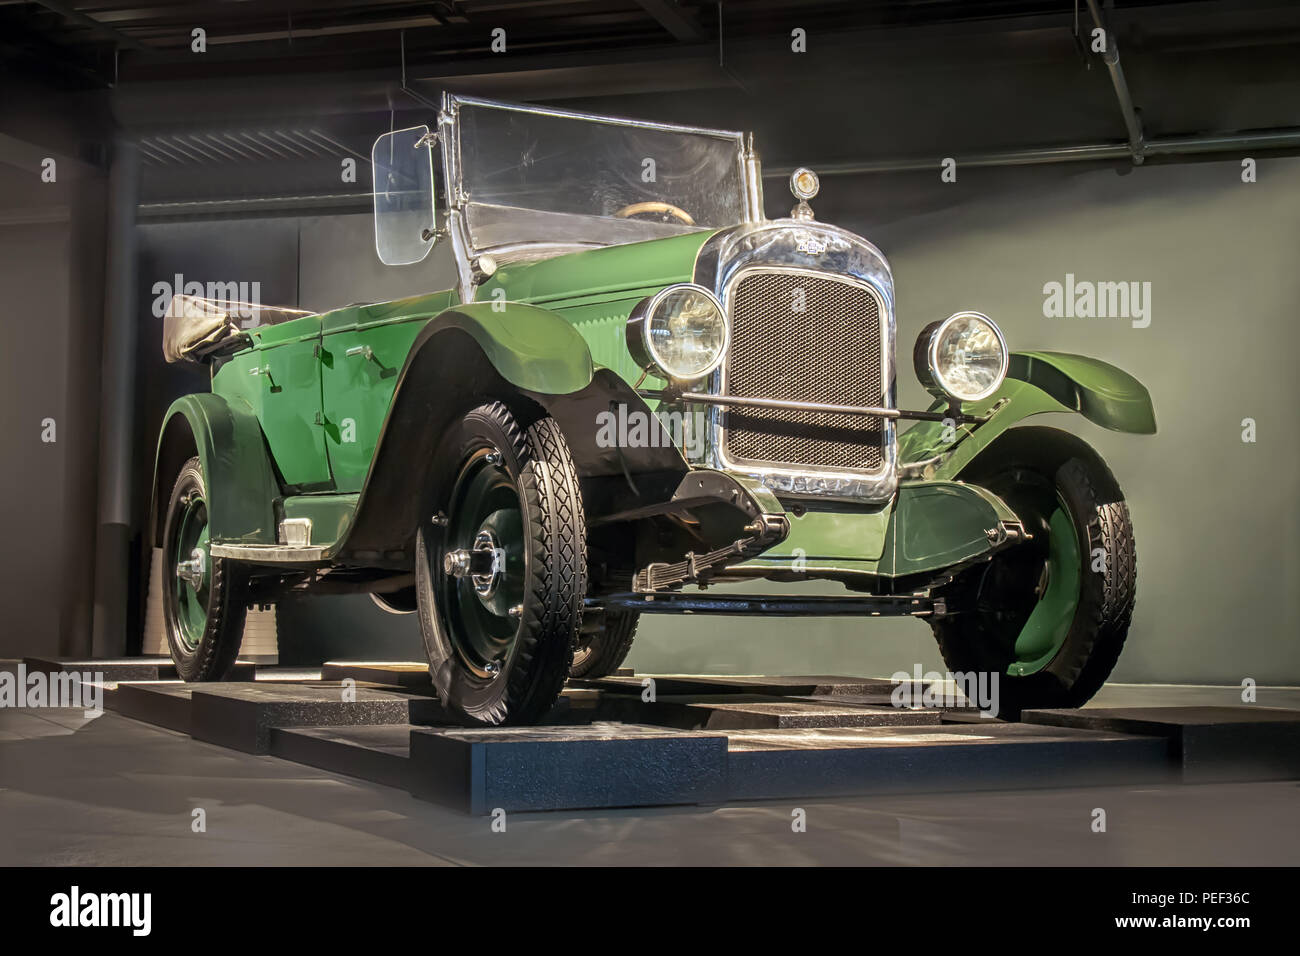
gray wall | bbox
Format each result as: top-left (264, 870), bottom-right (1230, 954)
top-left (135, 154), bottom-right (1300, 684)
top-left (0, 153), bottom-right (104, 660)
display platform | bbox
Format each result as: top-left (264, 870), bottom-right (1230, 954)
top-left (27, 656), bottom-right (1300, 815)
top-left (23, 655), bottom-right (257, 683)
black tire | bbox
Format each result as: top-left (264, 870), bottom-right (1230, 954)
top-left (161, 456), bottom-right (248, 682)
top-left (415, 401), bottom-right (587, 725)
top-left (570, 611), bottom-right (639, 679)
top-left (931, 434), bottom-right (1136, 716)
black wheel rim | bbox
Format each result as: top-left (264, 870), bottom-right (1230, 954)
top-left (436, 448), bottom-right (528, 678)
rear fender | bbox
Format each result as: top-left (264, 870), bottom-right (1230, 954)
top-left (151, 393), bottom-right (281, 547)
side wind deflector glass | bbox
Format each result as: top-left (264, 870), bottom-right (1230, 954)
top-left (372, 125), bottom-right (436, 265)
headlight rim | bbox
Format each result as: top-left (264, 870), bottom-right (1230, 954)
top-left (915, 310), bottom-right (1009, 404)
top-left (626, 282), bottom-right (729, 382)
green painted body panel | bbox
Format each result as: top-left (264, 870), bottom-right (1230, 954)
top-left (209, 291), bottom-right (464, 497)
top-left (1011, 351), bottom-right (1157, 435)
top-left (881, 480), bottom-right (1019, 577)
top-left (555, 297), bottom-right (665, 390)
top-left (898, 351), bottom-right (1157, 481)
top-left (737, 479), bottom-right (1018, 578)
top-left (476, 230), bottom-right (714, 309)
top-left (211, 313), bottom-right (330, 488)
top-left (319, 292), bottom-right (455, 491)
top-left (317, 290), bottom-right (459, 334)
top-left (156, 393), bottom-right (280, 545)
top-left (747, 507), bottom-right (892, 569)
top-left (476, 230), bottom-right (714, 391)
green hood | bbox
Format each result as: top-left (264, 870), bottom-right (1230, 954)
top-left (475, 229), bottom-right (719, 309)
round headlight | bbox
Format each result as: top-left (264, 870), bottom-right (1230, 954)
top-left (914, 311), bottom-right (1009, 403)
top-left (626, 284), bottom-right (728, 381)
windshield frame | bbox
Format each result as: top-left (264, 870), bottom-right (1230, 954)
top-left (437, 92), bottom-right (761, 300)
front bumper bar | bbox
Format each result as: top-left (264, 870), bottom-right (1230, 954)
top-left (642, 388), bottom-right (991, 426)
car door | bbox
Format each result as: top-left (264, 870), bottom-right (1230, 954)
top-left (320, 295), bottom-right (452, 493)
top-left (234, 314), bottom-right (333, 489)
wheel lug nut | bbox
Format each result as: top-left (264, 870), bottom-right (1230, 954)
top-left (484, 448), bottom-right (502, 465)
top-left (443, 549), bottom-right (472, 577)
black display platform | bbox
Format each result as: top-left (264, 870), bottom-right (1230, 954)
top-left (71, 657), bottom-right (1300, 814)
top-left (410, 724), bottom-right (730, 814)
top-left (1023, 706), bottom-right (1300, 782)
top-left (190, 683), bottom-right (444, 753)
top-left (23, 655), bottom-right (256, 683)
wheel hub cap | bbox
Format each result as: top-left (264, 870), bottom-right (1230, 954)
top-left (172, 491), bottom-right (212, 652)
top-left (176, 547), bottom-right (207, 590)
top-left (443, 528), bottom-right (507, 598)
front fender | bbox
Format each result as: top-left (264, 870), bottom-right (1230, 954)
top-left (429, 302), bottom-right (594, 396)
top-left (337, 304), bottom-right (592, 562)
top-left (898, 351), bottom-right (1155, 481)
top-left (1006, 351), bottom-right (1156, 435)
top-left (151, 393), bottom-right (280, 547)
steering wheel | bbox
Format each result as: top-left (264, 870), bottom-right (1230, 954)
top-left (612, 201), bottom-right (696, 226)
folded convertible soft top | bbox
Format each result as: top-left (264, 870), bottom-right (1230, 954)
top-left (162, 295), bottom-right (315, 365)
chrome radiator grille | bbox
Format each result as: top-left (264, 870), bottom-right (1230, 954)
top-left (721, 270), bottom-right (886, 471)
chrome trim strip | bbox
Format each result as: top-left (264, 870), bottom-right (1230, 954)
top-left (742, 134), bottom-right (764, 224)
top-left (446, 93), bottom-right (746, 142)
top-left (438, 98), bottom-right (476, 304)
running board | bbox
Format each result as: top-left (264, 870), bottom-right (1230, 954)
top-left (210, 543), bottom-right (328, 563)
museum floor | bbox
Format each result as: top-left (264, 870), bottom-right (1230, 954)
top-left (2, 663), bottom-right (1297, 867)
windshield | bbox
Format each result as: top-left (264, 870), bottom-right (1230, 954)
top-left (455, 100), bottom-right (747, 254)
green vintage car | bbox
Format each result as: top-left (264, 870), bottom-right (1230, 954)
top-left (153, 94), bottom-right (1155, 724)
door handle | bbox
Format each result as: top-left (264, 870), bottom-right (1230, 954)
top-left (345, 345), bottom-right (375, 362)
top-left (249, 364), bottom-right (278, 390)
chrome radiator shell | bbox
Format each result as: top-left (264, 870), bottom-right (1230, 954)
top-left (692, 220), bottom-right (898, 502)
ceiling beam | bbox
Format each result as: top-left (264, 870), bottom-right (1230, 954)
top-left (634, 0), bottom-right (708, 43)
top-left (29, 0), bottom-right (148, 50)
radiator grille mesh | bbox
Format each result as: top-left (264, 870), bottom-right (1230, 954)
top-left (722, 271), bottom-right (885, 471)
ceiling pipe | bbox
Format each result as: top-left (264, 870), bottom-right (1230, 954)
top-left (766, 126), bottom-right (1300, 178)
top-left (1084, 0), bottom-right (1146, 164)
